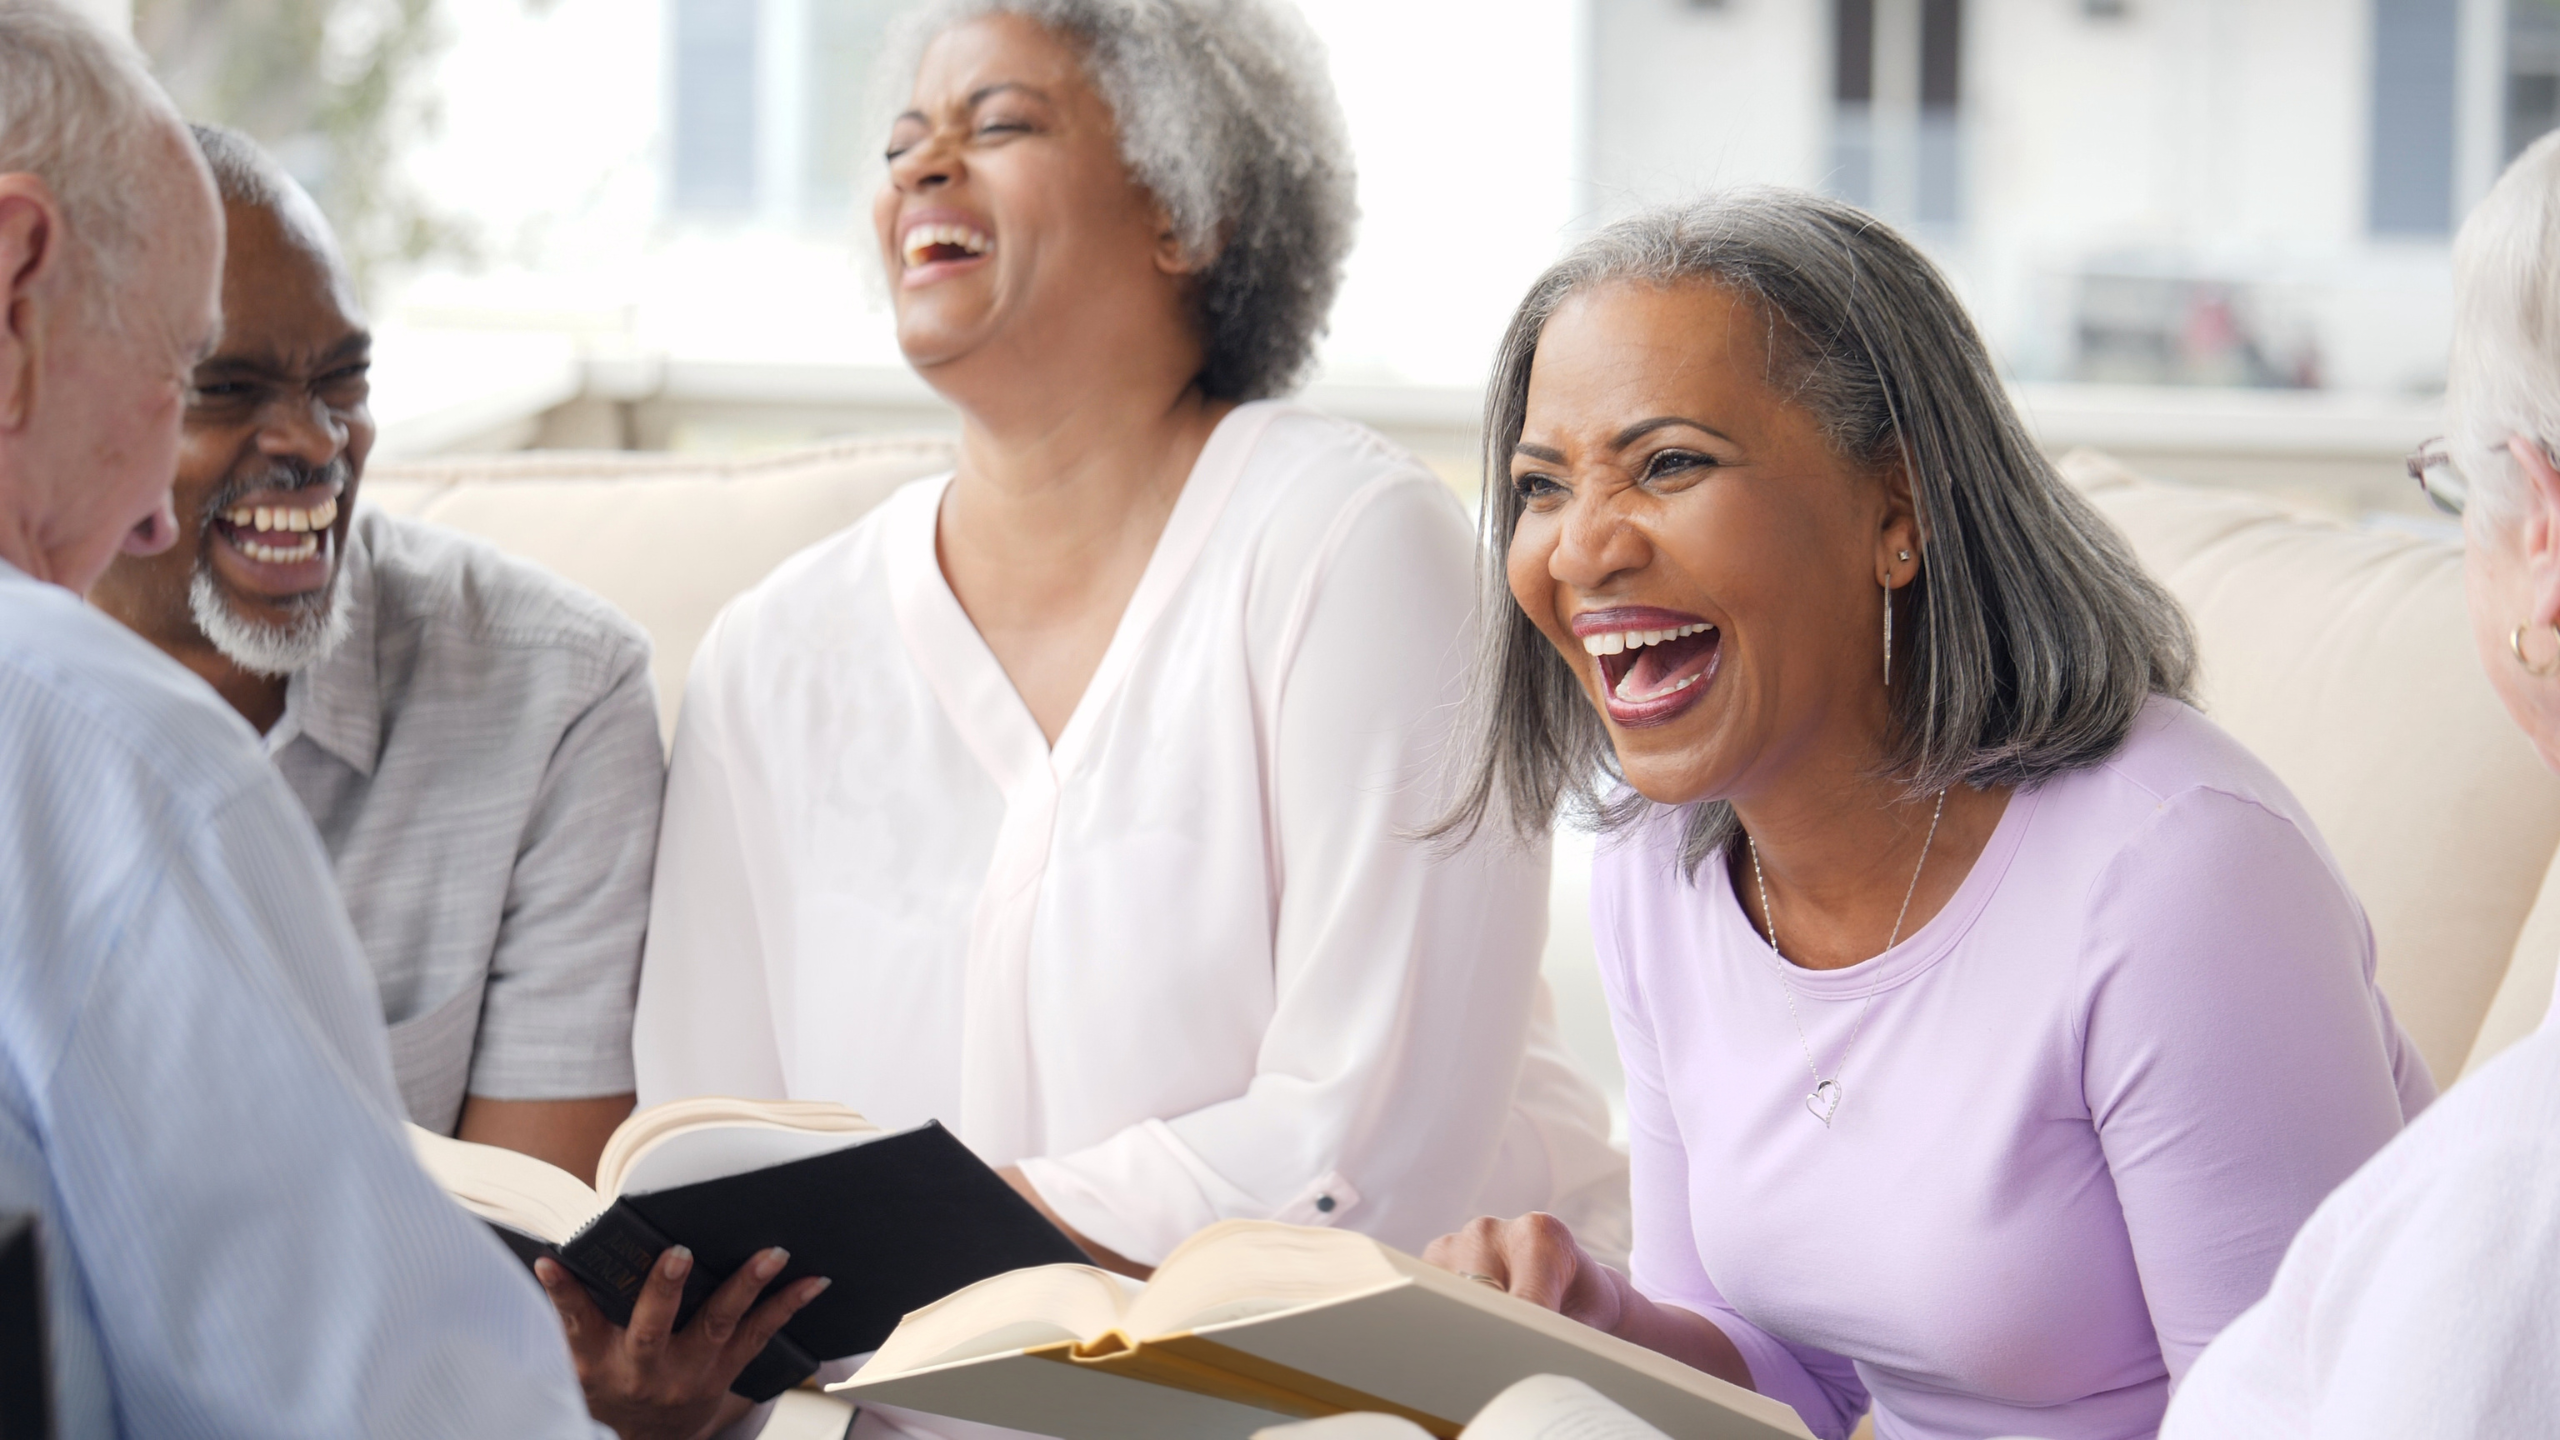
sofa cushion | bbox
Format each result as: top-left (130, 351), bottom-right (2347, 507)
top-left (2060, 449), bottom-right (2560, 1084)
top-left (2466, 846), bottom-right (2560, 1076)
top-left (366, 436), bottom-right (958, 733)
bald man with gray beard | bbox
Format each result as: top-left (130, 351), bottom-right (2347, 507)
top-left (92, 125), bottom-right (661, 1185)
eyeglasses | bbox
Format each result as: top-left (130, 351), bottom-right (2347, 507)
top-left (2406, 438), bottom-right (2468, 517)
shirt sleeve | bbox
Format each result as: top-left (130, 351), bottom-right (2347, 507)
top-left (467, 634), bottom-right (664, 1101)
top-left (1594, 833), bottom-right (1871, 1440)
top-left (45, 773), bottom-right (605, 1438)
top-left (1017, 473), bottom-right (1563, 1263)
top-left (2163, 1033), bottom-right (2560, 1440)
top-left (633, 597), bottom-right (792, 1104)
top-left (2079, 786), bottom-right (2422, 1385)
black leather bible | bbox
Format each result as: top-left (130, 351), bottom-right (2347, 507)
top-left (412, 1110), bottom-right (1087, 1403)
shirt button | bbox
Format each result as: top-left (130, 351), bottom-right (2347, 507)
top-left (1315, 1194), bottom-right (1336, 1214)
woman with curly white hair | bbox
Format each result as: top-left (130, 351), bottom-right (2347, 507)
top-left (630, 2), bottom-right (1626, 1431)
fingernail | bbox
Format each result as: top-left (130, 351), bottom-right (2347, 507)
top-left (804, 1276), bottom-right (833, 1297)
top-left (663, 1246), bottom-right (693, 1279)
top-left (533, 1258), bottom-right (560, 1288)
top-left (755, 1247), bottom-right (789, 1281)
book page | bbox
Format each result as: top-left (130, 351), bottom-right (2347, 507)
top-left (859, 1265), bottom-right (1138, 1378)
top-left (1463, 1375), bottom-right (1672, 1440)
top-left (596, 1097), bottom-right (879, 1196)
top-left (1127, 1221), bottom-right (1408, 1339)
top-left (609, 1123), bottom-right (880, 1197)
top-left (406, 1124), bottom-right (602, 1245)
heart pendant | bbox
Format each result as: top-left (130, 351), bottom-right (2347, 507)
top-left (1805, 1079), bottom-right (1842, 1128)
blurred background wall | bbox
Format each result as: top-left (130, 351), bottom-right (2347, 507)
top-left (113, 0), bottom-right (2546, 523)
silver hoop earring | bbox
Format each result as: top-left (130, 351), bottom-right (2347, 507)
top-left (2512, 622), bottom-right (2560, 678)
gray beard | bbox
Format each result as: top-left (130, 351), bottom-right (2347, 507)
top-left (188, 566), bottom-right (352, 679)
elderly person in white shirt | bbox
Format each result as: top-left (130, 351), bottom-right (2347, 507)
top-left (0, 6), bottom-right (817, 1437)
top-left (2154, 131), bottom-right (2560, 1437)
top-left (633, 0), bottom-right (1625, 1381)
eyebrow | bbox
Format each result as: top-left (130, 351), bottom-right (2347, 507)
top-left (1611, 415), bottom-right (1737, 448)
top-left (896, 79), bottom-right (1050, 128)
top-left (1513, 442), bottom-right (1566, 464)
top-left (194, 330), bottom-right (374, 375)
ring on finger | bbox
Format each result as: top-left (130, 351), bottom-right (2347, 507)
top-left (1458, 1271), bottom-right (1503, 1289)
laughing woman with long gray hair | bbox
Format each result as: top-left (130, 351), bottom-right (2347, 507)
top-left (1421, 192), bottom-right (2433, 1440)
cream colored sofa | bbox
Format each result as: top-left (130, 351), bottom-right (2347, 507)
top-left (368, 438), bottom-right (2560, 1096)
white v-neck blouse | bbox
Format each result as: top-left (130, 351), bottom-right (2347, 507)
top-left (634, 402), bottom-right (1625, 1266)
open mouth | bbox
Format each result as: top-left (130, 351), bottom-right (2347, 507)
top-left (210, 493), bottom-right (338, 569)
top-left (1581, 615), bottom-right (1720, 723)
top-left (900, 221), bottom-right (993, 271)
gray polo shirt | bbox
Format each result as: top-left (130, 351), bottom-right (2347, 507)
top-left (264, 506), bottom-right (662, 1132)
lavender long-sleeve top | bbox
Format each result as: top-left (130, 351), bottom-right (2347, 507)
top-left (1593, 699), bottom-right (2433, 1440)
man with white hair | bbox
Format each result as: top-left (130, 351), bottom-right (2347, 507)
top-left (0, 3), bottom-right (803, 1434)
top-left (2154, 134), bottom-right (2560, 1438)
top-left (91, 124), bottom-right (661, 1181)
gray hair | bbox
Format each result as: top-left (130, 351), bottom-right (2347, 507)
top-left (878, 0), bottom-right (1355, 400)
top-left (2448, 129), bottom-right (2560, 527)
top-left (190, 121), bottom-right (290, 210)
top-left (1440, 189), bottom-right (2198, 873)
top-left (0, 0), bottom-right (186, 321)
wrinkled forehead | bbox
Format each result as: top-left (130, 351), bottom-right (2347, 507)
top-left (209, 193), bottom-right (366, 358)
top-left (907, 12), bottom-right (1095, 115)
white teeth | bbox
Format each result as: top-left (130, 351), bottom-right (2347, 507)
top-left (1580, 621), bottom-right (1713, 656)
top-left (235, 532), bottom-right (318, 563)
top-left (901, 221), bottom-right (994, 267)
top-left (222, 496), bottom-right (337, 533)
top-left (1614, 667), bottom-right (1704, 704)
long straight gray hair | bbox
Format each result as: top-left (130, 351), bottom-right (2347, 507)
top-left (1437, 190), bottom-right (2197, 873)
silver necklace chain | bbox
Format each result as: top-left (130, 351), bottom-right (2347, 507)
top-left (1748, 788), bottom-right (1946, 1129)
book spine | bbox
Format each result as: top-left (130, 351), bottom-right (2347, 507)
top-left (559, 1203), bottom-right (713, 1326)
top-left (557, 1203), bottom-right (819, 1403)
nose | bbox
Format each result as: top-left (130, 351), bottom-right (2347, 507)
top-left (888, 129), bottom-right (959, 193)
top-left (1548, 482), bottom-right (1652, 592)
top-left (254, 389), bottom-right (346, 475)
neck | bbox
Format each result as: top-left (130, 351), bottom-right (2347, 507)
top-left (1728, 732), bottom-right (2008, 972)
top-left (936, 348), bottom-right (1235, 566)
top-left (173, 640), bottom-right (291, 734)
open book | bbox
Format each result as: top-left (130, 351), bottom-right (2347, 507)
top-left (409, 1098), bottom-right (1085, 1402)
top-left (834, 1220), bottom-right (1810, 1439)
top-left (1256, 1374), bottom-right (1675, 1440)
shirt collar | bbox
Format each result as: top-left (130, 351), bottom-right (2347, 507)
top-left (277, 520), bottom-right (382, 776)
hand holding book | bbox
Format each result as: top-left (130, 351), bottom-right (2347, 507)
top-left (536, 1242), bottom-right (830, 1440)
top-left (1424, 1213), bottom-right (1754, 1396)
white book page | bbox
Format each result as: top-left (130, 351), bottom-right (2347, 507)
top-left (611, 1123), bottom-right (882, 1196)
top-left (1463, 1376), bottom-right (1673, 1440)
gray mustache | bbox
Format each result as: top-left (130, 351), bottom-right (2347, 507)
top-left (201, 456), bottom-right (351, 522)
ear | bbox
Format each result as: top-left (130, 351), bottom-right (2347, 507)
top-left (1151, 201), bottom-right (1206, 277)
top-left (1876, 453), bottom-right (1923, 589)
top-left (0, 175), bottom-right (61, 433)
top-left (2511, 436), bottom-right (2560, 626)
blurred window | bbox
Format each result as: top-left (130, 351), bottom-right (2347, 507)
top-left (2510, 0), bottom-right (2560, 162)
top-left (2368, 0), bottom-right (2458, 236)
top-left (673, 0), bottom-right (760, 214)
top-left (670, 0), bottom-right (901, 223)
top-left (1829, 0), bottom-right (1963, 229)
